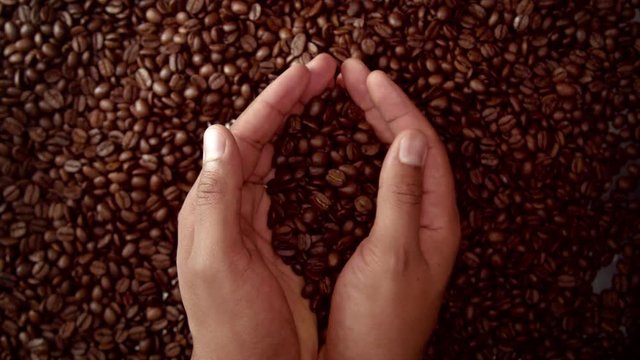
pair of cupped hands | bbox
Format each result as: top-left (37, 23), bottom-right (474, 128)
top-left (177, 54), bottom-right (460, 360)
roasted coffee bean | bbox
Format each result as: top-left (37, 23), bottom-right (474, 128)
top-left (326, 169), bottom-right (346, 187)
top-left (311, 192), bottom-right (331, 211)
top-left (354, 195), bottom-right (373, 214)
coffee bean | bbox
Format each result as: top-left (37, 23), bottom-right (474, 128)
top-left (43, 89), bottom-right (64, 109)
top-left (558, 275), bottom-right (577, 288)
top-left (345, 143), bottom-right (361, 161)
top-left (291, 33), bottom-right (307, 57)
top-left (56, 226), bottom-right (75, 242)
top-left (240, 34), bottom-right (258, 52)
top-left (326, 169), bottom-right (346, 187)
top-left (354, 195), bottom-right (373, 214)
top-left (310, 135), bottom-right (328, 149)
top-left (556, 82), bottom-right (577, 97)
top-left (2, 185), bottom-right (20, 202)
top-left (469, 79), bottom-right (487, 93)
top-left (311, 192), bottom-right (331, 211)
top-left (135, 68), bottom-right (153, 89)
top-left (208, 72), bottom-right (226, 90)
top-left (132, 99), bottom-right (150, 118)
top-left (23, 184), bottom-right (40, 205)
top-left (96, 141), bottom-right (115, 157)
top-left (361, 143), bottom-right (380, 156)
top-left (186, 0), bottom-right (204, 15)
top-left (230, 0), bottom-right (249, 15)
top-left (64, 159), bottom-right (82, 173)
top-left (10, 221), bottom-right (27, 238)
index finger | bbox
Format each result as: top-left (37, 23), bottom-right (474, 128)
top-left (230, 54), bottom-right (338, 181)
top-left (231, 63), bottom-right (311, 180)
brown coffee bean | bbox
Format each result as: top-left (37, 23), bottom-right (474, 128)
top-left (361, 143), bottom-right (380, 156)
top-left (2, 185), bottom-right (20, 202)
top-left (347, 141), bottom-right (364, 160)
top-left (135, 68), bottom-right (153, 89)
top-left (186, 0), bottom-right (204, 15)
top-left (311, 192), bottom-right (331, 211)
top-left (311, 151), bottom-right (329, 166)
top-left (556, 82), bottom-right (577, 97)
top-left (64, 159), bottom-right (82, 173)
top-left (94, 83), bottom-right (111, 99)
top-left (353, 131), bottom-right (370, 144)
top-left (326, 169), bottom-right (346, 187)
top-left (10, 222), bottom-right (27, 238)
top-left (56, 226), bottom-right (75, 242)
top-left (470, 79), bottom-right (487, 93)
top-left (230, 0), bottom-right (249, 15)
top-left (310, 135), bottom-right (328, 149)
top-left (354, 195), bottom-right (373, 214)
top-left (96, 141), bottom-right (115, 157)
top-left (23, 184), bottom-right (40, 205)
top-left (208, 73), bottom-right (226, 90)
top-left (43, 89), bottom-right (64, 109)
top-left (558, 275), bottom-right (577, 288)
top-left (132, 99), bottom-right (150, 118)
top-left (291, 33), bottom-right (307, 57)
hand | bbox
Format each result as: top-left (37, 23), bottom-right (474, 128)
top-left (324, 59), bottom-right (461, 359)
top-left (177, 54), bottom-right (338, 360)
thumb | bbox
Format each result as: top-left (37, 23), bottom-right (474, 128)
top-left (370, 129), bottom-right (428, 251)
top-left (191, 125), bottom-right (244, 264)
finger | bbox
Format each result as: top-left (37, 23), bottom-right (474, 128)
top-left (177, 199), bottom-right (194, 268)
top-left (252, 189), bottom-right (272, 242)
top-left (341, 59), bottom-right (394, 143)
top-left (300, 53), bottom-right (338, 103)
top-left (247, 143), bottom-right (274, 184)
top-left (278, 54), bottom-right (339, 126)
top-left (231, 63), bottom-right (311, 180)
top-left (369, 129), bottom-right (428, 252)
top-left (177, 169), bottom-right (202, 265)
top-left (366, 70), bottom-right (438, 140)
top-left (190, 125), bottom-right (245, 264)
top-left (366, 70), bottom-right (459, 267)
top-left (418, 138), bottom-right (460, 282)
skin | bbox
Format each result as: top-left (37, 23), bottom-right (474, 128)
top-left (177, 54), bottom-right (460, 360)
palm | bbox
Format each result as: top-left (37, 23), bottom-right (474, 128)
top-left (238, 180), bottom-right (319, 360)
top-left (226, 55), bottom-right (338, 359)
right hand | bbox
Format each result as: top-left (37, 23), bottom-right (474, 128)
top-left (324, 59), bottom-right (461, 360)
top-left (177, 54), bottom-right (338, 360)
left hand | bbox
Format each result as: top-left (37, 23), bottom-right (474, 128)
top-left (177, 54), bottom-right (337, 360)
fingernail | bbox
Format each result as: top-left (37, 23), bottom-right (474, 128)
top-left (398, 132), bottom-right (427, 166)
top-left (203, 127), bottom-right (226, 162)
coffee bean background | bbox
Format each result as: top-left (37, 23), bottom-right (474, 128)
top-left (268, 88), bottom-right (386, 335)
top-left (0, 0), bottom-right (638, 359)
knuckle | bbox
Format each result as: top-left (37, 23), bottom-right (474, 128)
top-left (389, 182), bottom-right (422, 206)
top-left (196, 170), bottom-right (226, 205)
top-left (184, 258), bottom-right (216, 282)
top-left (356, 241), bottom-right (383, 271)
top-left (357, 240), bottom-right (410, 274)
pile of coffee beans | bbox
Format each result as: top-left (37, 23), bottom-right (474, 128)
top-left (0, 0), bottom-right (638, 358)
top-left (267, 88), bottom-right (386, 332)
